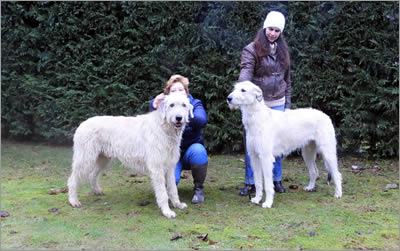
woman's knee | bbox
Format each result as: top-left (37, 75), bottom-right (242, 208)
top-left (187, 143), bottom-right (208, 165)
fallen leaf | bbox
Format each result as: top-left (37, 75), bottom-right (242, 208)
top-left (49, 189), bottom-right (57, 195)
top-left (131, 180), bottom-right (144, 184)
top-left (170, 234), bottom-right (182, 241)
top-left (352, 165), bottom-right (366, 172)
top-left (1, 211), bottom-right (9, 217)
top-left (385, 184), bottom-right (397, 189)
top-left (196, 233), bottom-right (208, 241)
top-left (127, 210), bottom-right (139, 216)
top-left (247, 235), bottom-right (259, 240)
top-left (248, 244), bottom-right (255, 248)
top-left (59, 187), bottom-right (68, 193)
top-left (208, 240), bottom-right (217, 245)
top-left (139, 200), bottom-right (150, 206)
top-left (371, 166), bottom-right (380, 172)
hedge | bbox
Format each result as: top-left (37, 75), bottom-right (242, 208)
top-left (1, 1), bottom-right (398, 158)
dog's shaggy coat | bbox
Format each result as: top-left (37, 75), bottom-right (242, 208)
top-left (68, 93), bottom-right (193, 218)
top-left (227, 81), bottom-right (342, 208)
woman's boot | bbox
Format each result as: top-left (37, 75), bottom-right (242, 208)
top-left (191, 162), bottom-right (207, 204)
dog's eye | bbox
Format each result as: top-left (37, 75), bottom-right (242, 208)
top-left (241, 89), bottom-right (246, 92)
top-left (182, 103), bottom-right (187, 107)
top-left (169, 103), bottom-right (175, 108)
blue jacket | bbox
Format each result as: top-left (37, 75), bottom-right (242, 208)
top-left (149, 94), bottom-right (207, 154)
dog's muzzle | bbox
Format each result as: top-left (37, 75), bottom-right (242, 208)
top-left (174, 115), bottom-right (184, 129)
top-left (227, 95), bottom-right (239, 110)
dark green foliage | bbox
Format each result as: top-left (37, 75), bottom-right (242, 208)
top-left (1, 1), bottom-right (398, 157)
top-left (287, 2), bottom-right (399, 158)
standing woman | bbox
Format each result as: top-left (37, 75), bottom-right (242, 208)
top-left (238, 10), bottom-right (291, 196)
top-left (149, 75), bottom-right (208, 204)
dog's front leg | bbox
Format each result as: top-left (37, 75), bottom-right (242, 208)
top-left (150, 170), bottom-right (177, 218)
top-left (261, 156), bottom-right (275, 208)
top-left (250, 156), bottom-right (263, 205)
top-left (166, 166), bottom-right (187, 210)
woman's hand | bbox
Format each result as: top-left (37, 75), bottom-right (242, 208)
top-left (153, 93), bottom-right (165, 109)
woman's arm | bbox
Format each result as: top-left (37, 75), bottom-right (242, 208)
top-left (189, 99), bottom-right (207, 129)
top-left (238, 44), bottom-right (257, 82)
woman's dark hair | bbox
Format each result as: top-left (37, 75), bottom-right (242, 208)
top-left (253, 28), bottom-right (290, 71)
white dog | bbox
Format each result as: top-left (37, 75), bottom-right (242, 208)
top-left (227, 81), bottom-right (342, 208)
top-left (67, 93), bottom-right (193, 218)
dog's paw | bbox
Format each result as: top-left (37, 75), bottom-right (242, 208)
top-left (303, 185), bottom-right (316, 192)
top-left (262, 200), bottom-right (273, 208)
top-left (334, 191), bottom-right (342, 198)
top-left (69, 199), bottom-right (82, 208)
top-left (162, 210), bottom-right (177, 219)
top-left (251, 197), bottom-right (261, 204)
top-left (174, 202), bottom-right (187, 209)
top-left (94, 190), bottom-right (105, 196)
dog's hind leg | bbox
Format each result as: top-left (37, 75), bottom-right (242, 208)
top-left (320, 145), bottom-right (342, 198)
top-left (68, 154), bottom-right (90, 208)
top-left (68, 168), bottom-right (82, 208)
top-left (89, 154), bottom-right (110, 196)
top-left (68, 141), bottom-right (100, 207)
top-left (261, 155), bottom-right (275, 208)
top-left (302, 141), bottom-right (319, 192)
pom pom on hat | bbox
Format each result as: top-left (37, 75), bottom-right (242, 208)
top-left (263, 11), bottom-right (285, 32)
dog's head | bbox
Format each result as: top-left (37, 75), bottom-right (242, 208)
top-left (159, 93), bottom-right (194, 129)
top-left (227, 81), bottom-right (263, 109)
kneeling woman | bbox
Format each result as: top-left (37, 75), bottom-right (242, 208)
top-left (149, 74), bottom-right (208, 204)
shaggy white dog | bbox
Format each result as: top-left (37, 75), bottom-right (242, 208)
top-left (227, 81), bottom-right (342, 208)
top-left (67, 93), bottom-right (193, 218)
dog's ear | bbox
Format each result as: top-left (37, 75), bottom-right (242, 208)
top-left (188, 103), bottom-right (194, 118)
top-left (255, 88), bottom-right (263, 103)
top-left (158, 98), bottom-right (168, 120)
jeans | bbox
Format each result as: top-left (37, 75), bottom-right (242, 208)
top-left (175, 143), bottom-right (208, 184)
top-left (244, 104), bottom-right (285, 185)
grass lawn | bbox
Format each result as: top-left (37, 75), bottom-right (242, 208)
top-left (1, 140), bottom-right (399, 250)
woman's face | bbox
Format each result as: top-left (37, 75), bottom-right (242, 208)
top-left (265, 26), bottom-right (281, 43)
top-left (169, 82), bottom-right (186, 96)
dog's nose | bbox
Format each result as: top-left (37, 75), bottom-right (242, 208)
top-left (175, 115), bottom-right (182, 122)
top-left (227, 96), bottom-right (232, 102)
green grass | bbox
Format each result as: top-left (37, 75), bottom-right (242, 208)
top-left (1, 141), bottom-right (399, 250)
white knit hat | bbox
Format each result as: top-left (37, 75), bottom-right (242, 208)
top-left (263, 11), bottom-right (285, 32)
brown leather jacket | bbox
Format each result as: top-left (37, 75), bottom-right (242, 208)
top-left (238, 42), bottom-right (292, 109)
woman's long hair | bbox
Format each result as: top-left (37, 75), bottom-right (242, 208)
top-left (253, 28), bottom-right (290, 71)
